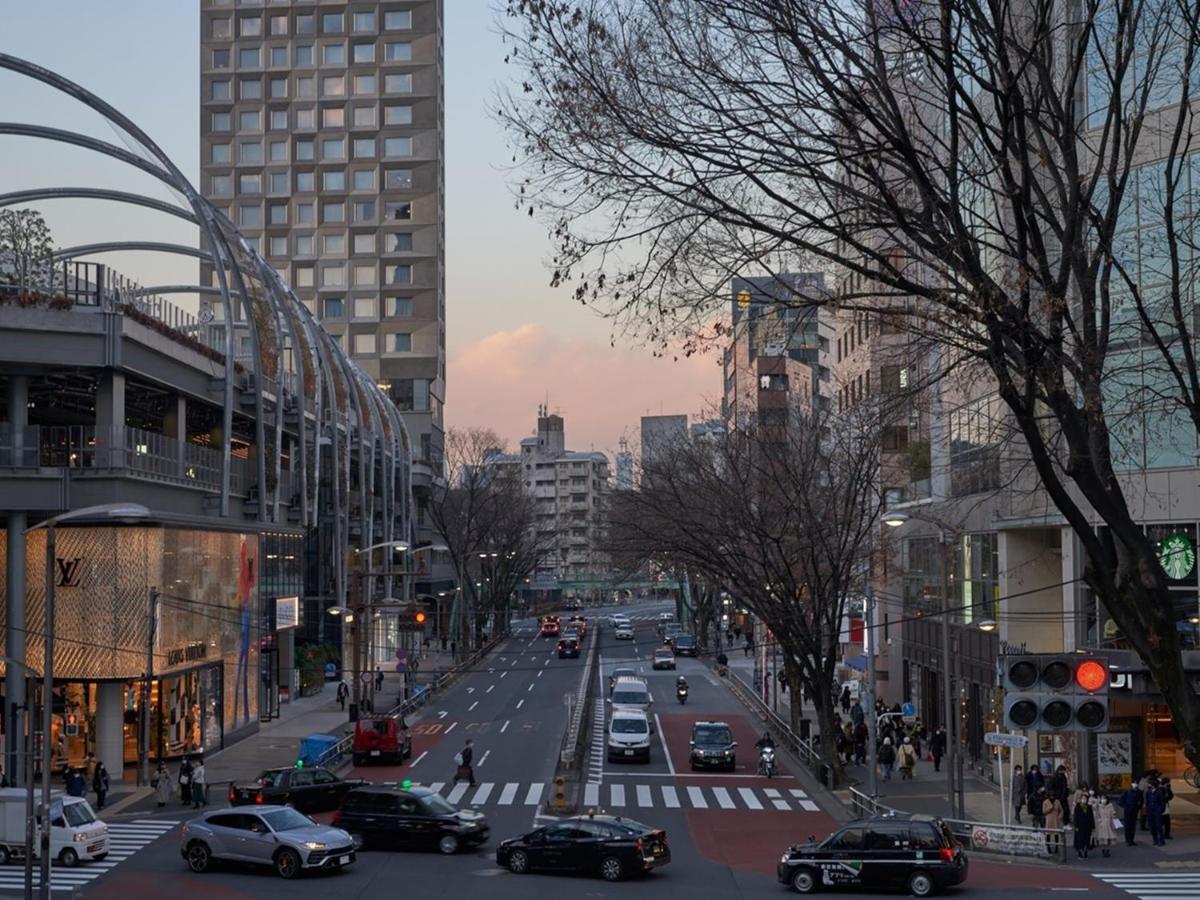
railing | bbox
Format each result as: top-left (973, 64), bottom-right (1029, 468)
top-left (723, 658), bottom-right (824, 778)
top-left (847, 787), bottom-right (1067, 862)
top-left (0, 424), bottom-right (40, 467)
top-left (560, 625), bottom-right (598, 767)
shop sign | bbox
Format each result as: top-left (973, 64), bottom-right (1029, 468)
top-left (1097, 732), bottom-right (1133, 791)
top-left (166, 641), bottom-right (208, 667)
top-left (1158, 533), bottom-right (1196, 580)
top-left (55, 556), bottom-right (84, 588)
top-left (276, 595), bottom-right (300, 630)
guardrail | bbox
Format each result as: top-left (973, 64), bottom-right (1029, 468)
top-left (721, 661), bottom-right (827, 784)
top-left (848, 786), bottom-right (1068, 862)
top-left (559, 626), bottom-right (598, 767)
top-left (313, 633), bottom-right (507, 770)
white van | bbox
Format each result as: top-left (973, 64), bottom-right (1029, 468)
top-left (608, 677), bottom-right (654, 715)
top-left (0, 789), bottom-right (109, 867)
top-left (607, 709), bottom-right (653, 763)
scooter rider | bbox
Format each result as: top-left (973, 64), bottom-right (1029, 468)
top-left (756, 731), bottom-right (775, 751)
top-left (756, 731), bottom-right (776, 775)
top-left (676, 675), bottom-right (689, 702)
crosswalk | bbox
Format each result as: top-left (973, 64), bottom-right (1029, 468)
top-left (0, 819), bottom-right (177, 893)
top-left (408, 779), bottom-right (820, 813)
top-left (1093, 872), bottom-right (1200, 898)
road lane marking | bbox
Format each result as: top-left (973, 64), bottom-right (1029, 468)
top-left (584, 783), bottom-right (600, 806)
top-left (409, 750), bottom-right (428, 767)
top-left (538, 669), bottom-right (544, 678)
top-left (789, 788), bottom-right (810, 799)
top-left (471, 783), bottom-right (494, 804)
top-left (498, 783), bottom-right (519, 805)
top-left (478, 749), bottom-right (491, 767)
top-left (437, 711), bottom-right (448, 719)
top-left (501, 671), bottom-right (507, 678)
top-left (637, 785), bottom-right (653, 807)
top-left (800, 800), bottom-right (820, 811)
top-left (444, 721), bottom-right (457, 734)
top-left (713, 787), bottom-right (736, 809)
top-left (687, 786), bottom-right (707, 808)
top-left (738, 787), bottom-right (764, 810)
top-left (653, 712), bottom-right (675, 775)
top-left (501, 719), bottom-right (510, 733)
top-left (525, 783), bottom-right (543, 805)
top-left (487, 685), bottom-right (495, 693)
top-left (527, 682), bottom-right (535, 692)
top-left (469, 700), bottom-right (479, 711)
top-left (428, 782), bottom-right (445, 793)
top-left (610, 784), bottom-right (626, 806)
top-left (446, 782), bottom-right (469, 804)
top-left (467, 687), bottom-right (475, 693)
top-left (516, 699), bottom-right (525, 709)
top-left (662, 786), bottom-right (680, 808)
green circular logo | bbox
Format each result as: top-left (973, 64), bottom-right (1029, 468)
top-left (1159, 533), bottom-right (1196, 580)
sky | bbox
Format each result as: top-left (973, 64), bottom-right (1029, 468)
top-left (0, 2), bottom-right (716, 454)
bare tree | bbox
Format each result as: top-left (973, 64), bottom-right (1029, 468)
top-left (610, 404), bottom-right (883, 781)
top-left (503, 0), bottom-right (1200, 768)
top-left (0, 208), bottom-right (54, 295)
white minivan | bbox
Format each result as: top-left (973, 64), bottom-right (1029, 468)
top-left (0, 789), bottom-right (110, 867)
top-left (607, 709), bottom-right (653, 763)
top-left (608, 677), bottom-right (654, 715)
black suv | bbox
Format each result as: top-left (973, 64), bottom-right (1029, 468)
top-left (689, 721), bottom-right (736, 771)
top-left (778, 815), bottom-right (968, 896)
top-left (672, 634), bottom-right (697, 657)
top-left (332, 784), bottom-right (489, 855)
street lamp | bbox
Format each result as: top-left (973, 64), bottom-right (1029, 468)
top-left (26, 502), bottom-right (150, 900)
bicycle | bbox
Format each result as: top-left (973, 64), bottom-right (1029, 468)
top-left (1184, 766), bottom-right (1199, 789)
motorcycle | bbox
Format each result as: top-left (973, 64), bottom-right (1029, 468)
top-left (676, 686), bottom-right (689, 704)
top-left (759, 745), bottom-right (776, 778)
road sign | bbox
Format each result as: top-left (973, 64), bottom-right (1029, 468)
top-left (359, 671), bottom-right (373, 685)
top-left (901, 702), bottom-right (916, 723)
top-left (984, 732), bottom-right (1028, 749)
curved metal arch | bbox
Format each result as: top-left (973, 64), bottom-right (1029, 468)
top-left (53, 241), bottom-right (212, 262)
top-left (0, 188), bottom-right (197, 223)
top-left (129, 285), bottom-right (241, 298)
top-left (0, 124), bottom-right (173, 186)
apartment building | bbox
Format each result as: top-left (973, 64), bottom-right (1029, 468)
top-left (199, 0), bottom-right (446, 468)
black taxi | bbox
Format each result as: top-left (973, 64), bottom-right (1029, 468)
top-left (778, 814), bottom-right (967, 896)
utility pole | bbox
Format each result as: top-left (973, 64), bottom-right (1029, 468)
top-left (349, 570), bottom-right (363, 722)
top-left (865, 574), bottom-right (879, 800)
top-left (140, 587), bottom-right (159, 787)
top-left (939, 534), bottom-right (959, 820)
top-left (39, 525), bottom-right (54, 900)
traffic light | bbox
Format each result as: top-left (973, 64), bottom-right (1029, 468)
top-left (396, 603), bottom-right (429, 632)
top-left (415, 610), bottom-right (427, 625)
top-left (1001, 654), bottom-right (1109, 732)
top-left (65, 713), bottom-right (79, 737)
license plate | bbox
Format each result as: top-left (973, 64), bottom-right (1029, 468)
top-left (370, 750), bottom-right (380, 756)
top-left (624, 750), bottom-right (634, 756)
top-left (338, 855), bottom-right (350, 865)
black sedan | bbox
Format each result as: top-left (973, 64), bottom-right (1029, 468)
top-left (558, 638), bottom-right (580, 658)
top-left (228, 766), bottom-right (366, 814)
top-left (497, 814), bottom-right (670, 882)
top-left (332, 784), bottom-right (489, 854)
top-left (672, 634), bottom-right (698, 656)
top-left (779, 815), bottom-right (968, 896)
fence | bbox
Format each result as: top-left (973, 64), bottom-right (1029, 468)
top-left (559, 627), bottom-right (598, 768)
top-left (848, 786), bottom-right (1068, 862)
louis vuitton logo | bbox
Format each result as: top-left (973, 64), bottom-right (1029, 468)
top-left (55, 557), bottom-right (83, 588)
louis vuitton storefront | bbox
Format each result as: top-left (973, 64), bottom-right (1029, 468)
top-left (0, 523), bottom-right (299, 780)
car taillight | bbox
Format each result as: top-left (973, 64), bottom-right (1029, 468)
top-left (635, 838), bottom-right (644, 854)
top-left (228, 788), bottom-right (236, 802)
top-left (331, 811), bottom-right (341, 826)
top-left (940, 847), bottom-right (954, 864)
top-left (255, 791), bottom-right (264, 804)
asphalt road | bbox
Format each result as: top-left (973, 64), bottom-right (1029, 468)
top-left (9, 600), bottom-right (1156, 899)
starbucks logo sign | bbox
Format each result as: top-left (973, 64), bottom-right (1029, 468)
top-left (1159, 533), bottom-right (1196, 580)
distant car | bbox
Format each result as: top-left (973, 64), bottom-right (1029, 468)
top-left (561, 630), bottom-right (580, 644)
top-left (651, 648), bottom-right (676, 671)
top-left (609, 678), bottom-right (654, 715)
top-left (540, 616), bottom-right (561, 637)
top-left (181, 805), bottom-right (356, 879)
top-left (607, 709), bottom-right (653, 763)
top-left (671, 634), bottom-right (697, 657)
top-left (778, 815), bottom-right (968, 896)
top-left (655, 620), bottom-right (678, 637)
top-left (569, 615), bottom-right (589, 637)
top-left (558, 638), bottom-right (581, 659)
top-left (657, 612), bottom-right (674, 622)
top-left (663, 626), bottom-right (685, 646)
top-left (333, 784), bottom-right (489, 855)
top-left (352, 716), bottom-right (413, 766)
top-left (614, 624), bottom-right (634, 640)
top-left (228, 766), bottom-right (366, 814)
top-left (496, 814), bottom-right (670, 881)
top-left (609, 666), bottom-right (640, 692)
top-left (689, 721), bottom-right (736, 771)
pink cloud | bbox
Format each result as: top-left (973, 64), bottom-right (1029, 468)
top-left (446, 323), bottom-right (721, 453)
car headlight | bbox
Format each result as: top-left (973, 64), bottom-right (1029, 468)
top-left (725, 750), bottom-right (733, 756)
top-left (74, 833), bottom-right (88, 843)
top-left (780, 853), bottom-right (791, 864)
top-left (302, 841), bottom-right (326, 850)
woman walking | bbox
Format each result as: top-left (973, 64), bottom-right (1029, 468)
top-left (152, 762), bottom-right (174, 808)
top-left (1043, 791), bottom-right (1065, 855)
top-left (91, 761), bottom-right (110, 810)
top-left (1072, 794), bottom-right (1096, 859)
top-left (1093, 793), bottom-right (1118, 857)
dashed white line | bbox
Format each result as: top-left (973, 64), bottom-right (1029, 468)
top-left (636, 785), bottom-right (652, 807)
top-left (516, 699), bottom-right (525, 709)
top-left (501, 671), bottom-right (508, 678)
top-left (738, 787), bottom-right (764, 810)
top-left (468, 700), bottom-right (479, 711)
top-left (486, 685), bottom-right (495, 693)
top-left (471, 783), bottom-right (494, 804)
top-left (713, 787), bottom-right (736, 809)
top-left (444, 721), bottom-right (457, 734)
top-left (409, 750), bottom-right (428, 767)
top-left (525, 783), bottom-right (543, 805)
top-left (584, 783), bottom-right (600, 806)
top-left (501, 719), bottom-right (510, 733)
top-left (662, 786), bottom-right (680, 808)
top-left (527, 682), bottom-right (535, 692)
top-left (478, 750), bottom-right (491, 767)
top-left (537, 669), bottom-right (544, 678)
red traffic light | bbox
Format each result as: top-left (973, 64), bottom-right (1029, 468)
top-left (1075, 659), bottom-right (1108, 693)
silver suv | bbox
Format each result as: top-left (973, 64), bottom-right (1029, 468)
top-left (181, 805), bottom-right (357, 879)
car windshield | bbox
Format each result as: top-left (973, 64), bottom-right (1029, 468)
top-left (694, 726), bottom-right (732, 745)
top-left (257, 771), bottom-right (286, 787)
top-left (612, 669), bottom-right (635, 680)
top-left (654, 650), bottom-right (672, 657)
top-left (674, 636), bottom-right (694, 645)
top-left (421, 793), bottom-right (457, 816)
top-left (612, 690), bottom-right (647, 705)
top-left (62, 801), bottom-right (96, 827)
top-left (261, 808), bottom-right (315, 832)
top-left (612, 718), bottom-right (648, 734)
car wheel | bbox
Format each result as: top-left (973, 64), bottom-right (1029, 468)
top-left (908, 871), bottom-right (935, 897)
top-left (275, 847), bottom-right (302, 880)
top-left (186, 842), bottom-right (212, 873)
top-left (59, 848), bottom-right (79, 868)
top-left (438, 834), bottom-right (461, 855)
top-left (791, 866), bottom-right (818, 893)
top-left (599, 855), bottom-right (625, 882)
top-left (507, 849), bottom-right (530, 874)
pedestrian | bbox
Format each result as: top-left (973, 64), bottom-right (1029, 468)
top-left (375, 666), bottom-right (384, 692)
top-left (851, 699), bottom-right (864, 725)
top-left (84, 753), bottom-right (98, 786)
top-left (1050, 765), bottom-right (1069, 806)
top-left (191, 757), bottom-right (207, 809)
top-left (777, 669), bottom-right (788, 695)
top-left (1072, 794), bottom-right (1096, 859)
top-left (912, 720), bottom-right (924, 757)
top-left (899, 736), bottom-right (917, 780)
top-left (1161, 777), bottom-right (1174, 839)
top-left (441, 633), bottom-right (449, 651)
top-left (1147, 777), bottom-right (1166, 846)
top-left (336, 680), bottom-right (347, 711)
top-left (65, 769), bottom-right (85, 798)
top-left (1042, 791), bottom-right (1065, 855)
top-left (1070, 780), bottom-right (1090, 812)
top-left (152, 762), bottom-right (174, 808)
top-left (1137, 770), bottom-right (1154, 831)
top-left (455, 739), bottom-right (476, 787)
top-left (743, 636), bottom-right (753, 658)
top-left (1118, 781), bottom-right (1142, 847)
top-left (1012, 765), bottom-right (1026, 824)
top-left (733, 625), bottom-right (742, 641)
top-left (1026, 765), bottom-right (1044, 813)
top-left (178, 757), bottom-right (193, 805)
top-left (450, 640), bottom-right (457, 660)
top-left (92, 761), bottom-right (110, 810)
top-left (1094, 793), bottom-right (1117, 856)
top-left (878, 737), bottom-right (896, 782)
top-left (726, 630), bottom-right (734, 649)
top-left (0, 763), bottom-right (6, 788)
top-left (930, 726), bottom-right (946, 773)
top-left (840, 685), bottom-right (851, 714)
top-left (853, 720), bottom-right (868, 765)
top-left (1031, 787), bottom-right (1047, 830)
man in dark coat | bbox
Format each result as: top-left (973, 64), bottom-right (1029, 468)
top-left (1118, 782), bottom-right (1143, 847)
top-left (930, 727), bottom-right (946, 773)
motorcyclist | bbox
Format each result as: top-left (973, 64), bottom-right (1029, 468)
top-left (755, 731), bottom-right (775, 751)
top-left (676, 676), bottom-right (688, 695)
